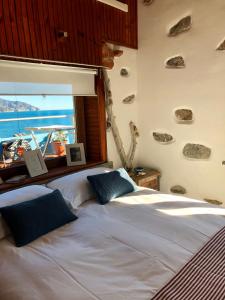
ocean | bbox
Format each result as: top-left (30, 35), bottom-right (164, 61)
top-left (0, 109), bottom-right (74, 139)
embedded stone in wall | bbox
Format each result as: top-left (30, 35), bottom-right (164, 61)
top-left (153, 132), bottom-right (174, 144)
top-left (204, 198), bottom-right (223, 206)
top-left (183, 143), bottom-right (211, 159)
top-left (168, 16), bottom-right (192, 37)
top-left (216, 40), bottom-right (225, 50)
top-left (175, 109), bottom-right (193, 122)
top-left (143, 0), bottom-right (154, 5)
top-left (122, 94), bottom-right (135, 104)
top-left (166, 56), bottom-right (185, 68)
top-left (120, 68), bottom-right (129, 77)
top-left (170, 185), bottom-right (186, 194)
top-left (106, 119), bottom-right (112, 130)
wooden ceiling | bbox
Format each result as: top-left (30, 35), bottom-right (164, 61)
top-left (0, 0), bottom-right (137, 66)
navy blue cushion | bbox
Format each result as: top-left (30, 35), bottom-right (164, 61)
top-left (0, 189), bottom-right (77, 247)
top-left (87, 168), bottom-right (137, 205)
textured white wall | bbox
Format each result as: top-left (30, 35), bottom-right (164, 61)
top-left (106, 47), bottom-right (138, 168)
top-left (137, 0), bottom-right (225, 204)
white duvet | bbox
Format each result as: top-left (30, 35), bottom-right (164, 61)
top-left (0, 188), bottom-right (225, 300)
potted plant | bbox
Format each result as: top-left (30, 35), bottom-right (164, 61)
top-left (52, 131), bottom-right (68, 156)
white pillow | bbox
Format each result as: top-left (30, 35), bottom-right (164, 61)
top-left (0, 185), bottom-right (53, 240)
top-left (47, 167), bottom-right (112, 209)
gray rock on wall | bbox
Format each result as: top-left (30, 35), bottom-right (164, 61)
top-left (106, 119), bottom-right (112, 130)
top-left (153, 132), bottom-right (174, 144)
top-left (175, 108), bottom-right (193, 122)
top-left (170, 185), bottom-right (186, 194)
top-left (216, 40), bottom-right (225, 50)
top-left (204, 199), bottom-right (222, 206)
top-left (166, 56), bottom-right (185, 68)
top-left (168, 16), bottom-right (192, 37)
top-left (120, 68), bottom-right (129, 77)
top-left (183, 143), bottom-right (211, 159)
top-left (143, 0), bottom-right (154, 5)
top-left (122, 94), bottom-right (135, 104)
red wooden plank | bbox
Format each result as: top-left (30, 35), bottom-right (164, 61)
top-left (36, 0), bottom-right (49, 60)
top-left (41, 0), bottom-right (54, 61)
top-left (14, 0), bottom-right (27, 57)
top-left (30, 0), bottom-right (44, 59)
top-left (55, 0), bottom-right (67, 62)
top-left (8, 0), bottom-right (21, 56)
top-left (3, 0), bottom-right (15, 55)
top-left (65, 0), bottom-right (77, 63)
top-left (51, 0), bottom-right (63, 61)
top-left (71, 0), bottom-right (86, 64)
top-left (46, 0), bottom-right (58, 61)
top-left (21, 0), bottom-right (33, 58)
top-left (61, 0), bottom-right (72, 62)
top-left (0, 0), bottom-right (8, 54)
top-left (26, 0), bottom-right (38, 58)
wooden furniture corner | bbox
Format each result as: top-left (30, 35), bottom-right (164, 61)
top-left (129, 169), bottom-right (161, 191)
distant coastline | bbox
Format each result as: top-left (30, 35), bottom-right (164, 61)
top-left (0, 98), bottom-right (39, 112)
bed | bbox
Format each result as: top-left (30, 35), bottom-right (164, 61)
top-left (0, 169), bottom-right (225, 300)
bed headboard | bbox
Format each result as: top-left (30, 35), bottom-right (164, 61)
top-left (0, 161), bottom-right (114, 194)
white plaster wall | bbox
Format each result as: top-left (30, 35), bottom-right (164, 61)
top-left (137, 0), bottom-right (225, 204)
top-left (106, 47), bottom-right (138, 168)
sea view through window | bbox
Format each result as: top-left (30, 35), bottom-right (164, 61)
top-left (0, 95), bottom-right (75, 166)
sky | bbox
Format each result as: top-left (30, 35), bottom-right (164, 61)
top-left (0, 83), bottom-right (74, 110)
top-left (1, 95), bottom-right (74, 110)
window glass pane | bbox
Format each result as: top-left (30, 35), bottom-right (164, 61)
top-left (0, 95), bottom-right (75, 166)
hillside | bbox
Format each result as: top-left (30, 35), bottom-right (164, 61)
top-left (0, 98), bottom-right (39, 112)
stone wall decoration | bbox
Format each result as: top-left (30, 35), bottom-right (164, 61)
top-left (120, 68), bottom-right (129, 77)
top-left (102, 43), bottom-right (124, 69)
top-left (106, 118), bottom-right (112, 131)
top-left (183, 143), bottom-right (211, 159)
top-left (166, 56), bottom-right (185, 68)
top-left (122, 94), bottom-right (135, 104)
top-left (143, 0), bottom-right (154, 5)
top-left (170, 185), bottom-right (186, 194)
top-left (175, 108), bottom-right (193, 123)
top-left (216, 39), bottom-right (225, 50)
top-left (103, 68), bottom-right (139, 170)
top-left (204, 198), bottom-right (222, 206)
top-left (168, 16), bottom-right (192, 37)
top-left (153, 132), bottom-right (174, 144)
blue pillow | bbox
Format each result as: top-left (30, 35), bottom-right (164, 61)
top-left (0, 189), bottom-right (77, 247)
top-left (87, 168), bottom-right (137, 205)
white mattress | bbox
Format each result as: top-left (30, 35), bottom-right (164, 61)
top-left (0, 188), bottom-right (225, 300)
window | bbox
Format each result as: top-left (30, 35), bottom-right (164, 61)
top-left (0, 60), bottom-right (109, 183)
top-left (0, 60), bottom-right (97, 169)
top-left (0, 93), bottom-right (76, 167)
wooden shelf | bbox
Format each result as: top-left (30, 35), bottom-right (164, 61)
top-left (0, 161), bottom-right (106, 193)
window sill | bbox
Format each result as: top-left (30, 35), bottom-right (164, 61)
top-left (0, 160), bottom-right (107, 193)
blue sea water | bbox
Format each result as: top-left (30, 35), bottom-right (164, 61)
top-left (0, 109), bottom-right (74, 139)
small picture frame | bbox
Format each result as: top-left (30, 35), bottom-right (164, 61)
top-left (66, 143), bottom-right (86, 166)
top-left (23, 149), bottom-right (48, 177)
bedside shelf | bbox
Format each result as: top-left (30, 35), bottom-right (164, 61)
top-left (129, 169), bottom-right (161, 191)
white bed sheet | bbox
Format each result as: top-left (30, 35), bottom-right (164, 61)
top-left (0, 188), bottom-right (225, 300)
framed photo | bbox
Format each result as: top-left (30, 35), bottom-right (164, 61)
top-left (66, 143), bottom-right (86, 166)
top-left (23, 149), bottom-right (48, 177)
